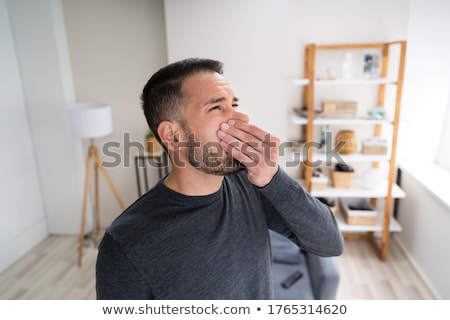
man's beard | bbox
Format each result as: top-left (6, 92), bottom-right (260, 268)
top-left (185, 128), bottom-right (242, 175)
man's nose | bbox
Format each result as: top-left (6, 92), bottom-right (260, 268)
top-left (230, 110), bottom-right (250, 123)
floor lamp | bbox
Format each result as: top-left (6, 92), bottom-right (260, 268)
top-left (67, 102), bottom-right (125, 267)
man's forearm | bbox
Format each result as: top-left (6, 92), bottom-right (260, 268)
top-left (260, 168), bottom-right (344, 256)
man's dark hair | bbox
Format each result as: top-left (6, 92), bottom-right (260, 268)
top-left (141, 58), bottom-right (224, 146)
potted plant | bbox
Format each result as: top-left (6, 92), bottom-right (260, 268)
top-left (145, 129), bottom-right (161, 153)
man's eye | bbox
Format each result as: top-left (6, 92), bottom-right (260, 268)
top-left (232, 104), bottom-right (239, 109)
top-left (209, 106), bottom-right (221, 111)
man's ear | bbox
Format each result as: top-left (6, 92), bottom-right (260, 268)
top-left (157, 121), bottom-right (183, 151)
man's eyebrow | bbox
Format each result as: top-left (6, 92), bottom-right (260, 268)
top-left (203, 96), bottom-right (239, 106)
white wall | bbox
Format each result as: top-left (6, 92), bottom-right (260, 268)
top-left (165, 0), bottom-right (289, 143)
top-left (396, 171), bottom-right (450, 299)
top-left (7, 0), bottom-right (87, 236)
top-left (0, 0), bottom-right (72, 271)
top-left (396, 0), bottom-right (450, 299)
top-left (62, 0), bottom-right (168, 227)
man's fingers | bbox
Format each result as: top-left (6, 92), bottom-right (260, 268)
top-left (218, 120), bottom-right (280, 187)
top-left (219, 121), bottom-right (277, 150)
top-left (227, 119), bottom-right (268, 141)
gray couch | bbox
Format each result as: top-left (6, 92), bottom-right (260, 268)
top-left (269, 230), bottom-right (340, 300)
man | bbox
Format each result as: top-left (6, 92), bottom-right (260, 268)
top-left (96, 58), bottom-right (343, 299)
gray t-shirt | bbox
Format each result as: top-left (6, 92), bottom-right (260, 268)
top-left (96, 168), bottom-right (343, 299)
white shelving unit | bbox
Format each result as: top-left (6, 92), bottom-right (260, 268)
top-left (293, 41), bottom-right (407, 261)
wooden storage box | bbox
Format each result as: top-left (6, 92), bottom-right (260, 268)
top-left (339, 198), bottom-right (377, 225)
top-left (331, 171), bottom-right (354, 188)
top-left (361, 138), bottom-right (388, 155)
top-left (321, 100), bottom-right (357, 117)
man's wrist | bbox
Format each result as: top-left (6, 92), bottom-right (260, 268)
top-left (254, 165), bottom-right (280, 189)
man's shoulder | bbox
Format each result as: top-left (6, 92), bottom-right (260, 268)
top-left (105, 181), bottom-right (167, 243)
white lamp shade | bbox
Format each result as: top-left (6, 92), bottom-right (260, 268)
top-left (67, 102), bottom-right (113, 138)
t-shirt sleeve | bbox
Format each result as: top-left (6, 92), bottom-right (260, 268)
top-left (259, 168), bottom-right (344, 257)
top-left (96, 233), bottom-right (154, 299)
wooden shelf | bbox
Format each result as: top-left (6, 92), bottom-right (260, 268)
top-left (290, 114), bottom-right (391, 126)
top-left (291, 77), bottom-right (398, 86)
top-left (297, 179), bottom-right (406, 199)
top-left (291, 150), bottom-right (390, 163)
top-left (334, 209), bottom-right (402, 233)
top-left (292, 78), bottom-right (310, 86)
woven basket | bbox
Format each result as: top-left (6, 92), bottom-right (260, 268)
top-left (339, 198), bottom-right (377, 225)
top-left (332, 171), bottom-right (354, 188)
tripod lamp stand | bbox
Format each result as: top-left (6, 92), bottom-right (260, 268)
top-left (67, 102), bottom-right (125, 267)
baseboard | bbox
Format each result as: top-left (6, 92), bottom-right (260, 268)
top-left (392, 234), bottom-right (441, 299)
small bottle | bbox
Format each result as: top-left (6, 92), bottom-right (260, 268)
top-left (342, 52), bottom-right (353, 80)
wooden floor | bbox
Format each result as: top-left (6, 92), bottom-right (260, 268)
top-left (0, 235), bottom-right (436, 300)
top-left (336, 237), bottom-right (436, 299)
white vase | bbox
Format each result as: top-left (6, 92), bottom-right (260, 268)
top-left (342, 52), bottom-right (353, 80)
